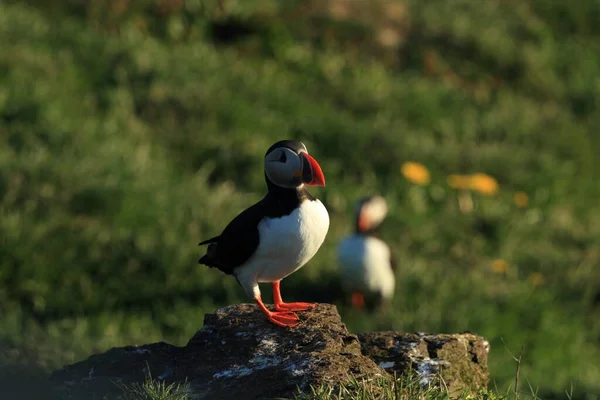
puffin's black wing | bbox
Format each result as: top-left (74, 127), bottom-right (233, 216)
top-left (198, 200), bottom-right (269, 275)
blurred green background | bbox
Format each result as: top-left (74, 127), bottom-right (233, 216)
top-left (1, 0), bottom-right (599, 398)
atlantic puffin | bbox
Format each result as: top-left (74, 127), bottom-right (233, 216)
top-left (199, 140), bottom-right (329, 327)
top-left (337, 195), bottom-right (396, 310)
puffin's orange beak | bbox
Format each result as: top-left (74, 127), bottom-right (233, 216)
top-left (300, 152), bottom-right (325, 187)
top-left (357, 209), bottom-right (370, 232)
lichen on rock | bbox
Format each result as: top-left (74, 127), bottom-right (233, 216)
top-left (358, 331), bottom-right (490, 395)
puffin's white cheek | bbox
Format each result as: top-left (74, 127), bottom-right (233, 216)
top-left (364, 202), bottom-right (388, 227)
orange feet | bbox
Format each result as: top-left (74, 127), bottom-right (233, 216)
top-left (267, 311), bottom-right (300, 327)
top-left (274, 301), bottom-right (315, 312)
top-left (255, 295), bottom-right (300, 328)
top-left (351, 291), bottom-right (365, 310)
top-left (272, 281), bottom-right (315, 312)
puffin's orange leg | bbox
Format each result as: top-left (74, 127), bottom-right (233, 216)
top-left (272, 281), bottom-right (315, 312)
top-left (255, 296), bottom-right (300, 327)
top-left (351, 291), bottom-right (365, 310)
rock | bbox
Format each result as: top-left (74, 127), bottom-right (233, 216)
top-left (50, 303), bottom-right (386, 399)
top-left (50, 305), bottom-right (491, 399)
top-left (357, 331), bottom-right (490, 395)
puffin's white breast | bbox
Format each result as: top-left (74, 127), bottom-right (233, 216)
top-left (239, 199), bottom-right (329, 284)
top-left (337, 234), bottom-right (395, 300)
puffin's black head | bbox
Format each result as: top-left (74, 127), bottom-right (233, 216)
top-left (264, 140), bottom-right (325, 189)
top-left (355, 195), bottom-right (388, 233)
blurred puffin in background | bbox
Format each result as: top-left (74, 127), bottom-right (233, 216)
top-left (337, 195), bottom-right (396, 311)
top-left (199, 140), bottom-right (329, 328)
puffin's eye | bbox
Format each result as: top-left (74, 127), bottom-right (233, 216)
top-left (279, 151), bottom-right (287, 163)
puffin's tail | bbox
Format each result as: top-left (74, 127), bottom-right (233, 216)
top-left (199, 236), bottom-right (219, 246)
top-left (198, 236), bottom-right (219, 266)
top-left (199, 254), bottom-right (210, 265)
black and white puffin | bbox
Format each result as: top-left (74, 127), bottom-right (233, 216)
top-left (199, 140), bottom-right (329, 327)
top-left (337, 195), bottom-right (396, 310)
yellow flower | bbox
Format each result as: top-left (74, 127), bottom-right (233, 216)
top-left (491, 259), bottom-right (508, 274)
top-left (513, 192), bottom-right (529, 208)
top-left (447, 174), bottom-right (472, 190)
top-left (528, 272), bottom-right (544, 287)
top-left (469, 173), bottom-right (499, 196)
top-left (401, 162), bottom-right (430, 185)
top-left (447, 173), bottom-right (499, 195)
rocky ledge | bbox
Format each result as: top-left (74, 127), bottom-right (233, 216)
top-left (359, 331), bottom-right (489, 395)
top-left (50, 304), bottom-right (489, 399)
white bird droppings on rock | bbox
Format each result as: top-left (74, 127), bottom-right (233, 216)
top-left (378, 361), bottom-right (395, 369)
top-left (415, 358), bottom-right (450, 387)
top-left (261, 338), bottom-right (277, 349)
top-left (284, 360), bottom-right (311, 377)
top-left (212, 366), bottom-right (253, 379)
top-left (82, 367), bottom-right (94, 381)
top-left (158, 367), bottom-right (172, 380)
top-left (131, 348), bottom-right (151, 355)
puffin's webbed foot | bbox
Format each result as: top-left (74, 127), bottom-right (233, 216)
top-left (255, 295), bottom-right (301, 328)
top-left (274, 301), bottom-right (315, 312)
top-left (267, 311), bottom-right (300, 327)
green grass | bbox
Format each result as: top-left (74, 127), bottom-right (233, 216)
top-left (296, 374), bottom-right (506, 400)
top-left (116, 369), bottom-right (191, 400)
top-left (1, 1), bottom-right (600, 399)
top-left (116, 370), bottom-right (508, 400)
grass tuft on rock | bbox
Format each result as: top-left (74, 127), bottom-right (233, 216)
top-left (115, 369), bottom-right (192, 400)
